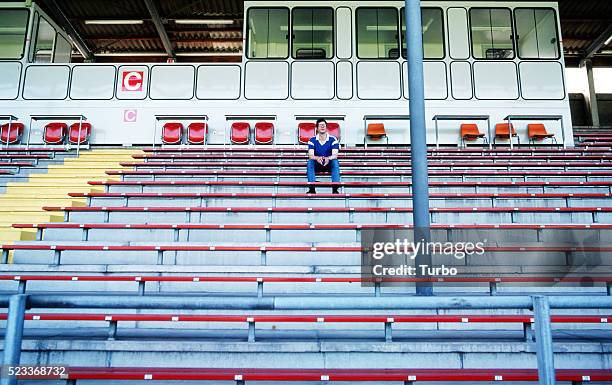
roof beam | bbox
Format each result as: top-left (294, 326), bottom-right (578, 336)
top-left (142, 0), bottom-right (174, 59)
top-left (43, 0), bottom-right (94, 61)
top-left (582, 24), bottom-right (612, 61)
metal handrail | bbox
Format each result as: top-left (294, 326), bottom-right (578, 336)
top-left (432, 115), bottom-right (491, 149)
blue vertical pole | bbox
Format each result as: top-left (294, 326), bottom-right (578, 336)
top-left (1, 294), bottom-right (27, 385)
top-left (533, 295), bottom-right (556, 385)
top-left (405, 0), bottom-right (432, 295)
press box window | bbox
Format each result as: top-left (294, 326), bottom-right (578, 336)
top-left (470, 8), bottom-right (514, 59)
top-left (33, 16), bottom-right (57, 63)
top-left (401, 8), bottom-right (445, 59)
top-left (515, 8), bottom-right (559, 59)
top-left (356, 8), bottom-right (399, 59)
top-left (292, 8), bottom-right (333, 59)
top-left (247, 8), bottom-right (289, 59)
top-left (0, 9), bottom-right (29, 59)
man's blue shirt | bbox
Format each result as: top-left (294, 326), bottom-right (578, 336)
top-left (308, 134), bottom-right (339, 157)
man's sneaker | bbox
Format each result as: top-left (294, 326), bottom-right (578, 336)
top-left (307, 187), bottom-right (316, 194)
top-left (332, 187), bottom-right (340, 194)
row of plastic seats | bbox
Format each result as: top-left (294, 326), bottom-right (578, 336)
top-left (461, 123), bottom-right (556, 146)
top-left (162, 122), bottom-right (342, 145)
top-left (0, 121), bottom-right (91, 145)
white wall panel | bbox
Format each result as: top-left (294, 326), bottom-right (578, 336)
top-left (519, 62), bottom-right (565, 100)
top-left (245, 61), bottom-right (289, 100)
top-left (473, 62), bottom-right (519, 100)
top-left (116, 65), bottom-right (149, 100)
top-left (196, 65), bottom-right (241, 99)
top-left (150, 65), bottom-right (195, 100)
top-left (336, 61), bottom-right (353, 100)
top-left (357, 62), bottom-right (401, 100)
top-left (0, 62), bottom-right (21, 100)
top-left (450, 61), bottom-right (473, 100)
top-left (70, 65), bottom-right (116, 100)
top-left (447, 8), bottom-right (470, 60)
top-left (291, 61), bottom-right (334, 99)
top-left (336, 7), bottom-right (352, 59)
top-left (23, 65), bottom-right (69, 100)
top-left (402, 62), bottom-right (448, 100)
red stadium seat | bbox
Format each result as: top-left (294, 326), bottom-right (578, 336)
top-left (255, 122), bottom-right (274, 144)
top-left (327, 122), bottom-right (341, 141)
top-left (43, 122), bottom-right (67, 144)
top-left (68, 122), bottom-right (92, 144)
top-left (460, 124), bottom-right (487, 147)
top-left (162, 122), bottom-right (183, 144)
top-left (494, 123), bottom-right (520, 146)
top-left (528, 124), bottom-right (556, 145)
top-left (298, 123), bottom-right (315, 144)
top-left (231, 122), bottom-right (250, 144)
top-left (187, 122), bottom-right (207, 145)
top-left (0, 122), bottom-right (24, 144)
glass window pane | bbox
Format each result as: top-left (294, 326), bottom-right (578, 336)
top-left (401, 8), bottom-right (444, 59)
top-left (536, 9), bottom-right (559, 58)
top-left (515, 9), bottom-right (538, 58)
top-left (34, 17), bottom-right (56, 63)
top-left (53, 35), bottom-right (72, 63)
top-left (292, 8), bottom-right (333, 59)
top-left (357, 8), bottom-right (398, 59)
top-left (247, 8), bottom-right (288, 59)
top-left (470, 8), bottom-right (514, 59)
top-left (0, 9), bottom-right (28, 59)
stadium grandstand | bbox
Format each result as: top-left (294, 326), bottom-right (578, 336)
top-left (0, 0), bottom-right (612, 384)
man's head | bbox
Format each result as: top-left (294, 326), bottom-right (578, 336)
top-left (315, 118), bottom-right (328, 134)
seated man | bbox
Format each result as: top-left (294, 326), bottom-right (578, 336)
top-left (307, 118), bottom-right (341, 194)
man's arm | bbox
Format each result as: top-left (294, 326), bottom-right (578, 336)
top-left (309, 148), bottom-right (324, 164)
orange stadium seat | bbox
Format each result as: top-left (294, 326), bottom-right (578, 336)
top-left (231, 122), bottom-right (250, 144)
top-left (187, 122), bottom-right (207, 144)
top-left (68, 122), bottom-right (92, 144)
top-left (460, 123), bottom-right (487, 147)
top-left (494, 123), bottom-right (519, 145)
top-left (43, 122), bottom-right (67, 144)
top-left (255, 122), bottom-right (274, 144)
top-left (0, 122), bottom-right (24, 144)
top-left (161, 122), bottom-right (183, 144)
top-left (365, 123), bottom-right (388, 144)
top-left (298, 122), bottom-right (315, 144)
top-left (528, 123), bottom-right (556, 145)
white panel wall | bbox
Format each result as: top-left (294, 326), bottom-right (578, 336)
top-left (196, 65), bottom-right (241, 99)
top-left (451, 61), bottom-right (473, 100)
top-left (0, 62), bottom-right (21, 100)
top-left (336, 7), bottom-right (352, 59)
top-left (70, 65), bottom-right (116, 100)
top-left (473, 62), bottom-right (519, 100)
top-left (447, 8), bottom-right (470, 60)
top-left (116, 65), bottom-right (149, 100)
top-left (357, 62), bottom-right (401, 100)
top-left (150, 65), bottom-right (195, 100)
top-left (245, 61), bottom-right (289, 99)
top-left (291, 61), bottom-right (334, 99)
top-left (402, 62), bottom-right (448, 100)
top-left (519, 62), bottom-right (565, 100)
top-left (336, 61), bottom-right (353, 100)
top-left (23, 65), bottom-right (69, 100)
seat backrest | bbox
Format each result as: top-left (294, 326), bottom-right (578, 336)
top-left (460, 123), bottom-right (481, 137)
top-left (327, 122), bottom-right (341, 140)
top-left (527, 123), bottom-right (548, 138)
top-left (298, 122), bottom-right (316, 144)
top-left (255, 122), bottom-right (274, 144)
top-left (162, 122), bottom-right (183, 144)
top-left (367, 123), bottom-right (386, 138)
top-left (44, 122), bottom-right (67, 144)
top-left (0, 122), bottom-right (24, 144)
top-left (495, 123), bottom-right (516, 135)
top-left (231, 122), bottom-right (251, 144)
top-left (68, 122), bottom-right (92, 144)
top-left (187, 122), bottom-right (207, 144)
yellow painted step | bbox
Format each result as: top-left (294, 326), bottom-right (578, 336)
top-left (0, 199), bottom-right (85, 208)
top-left (0, 228), bottom-right (37, 241)
top-left (0, 214), bottom-right (64, 224)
